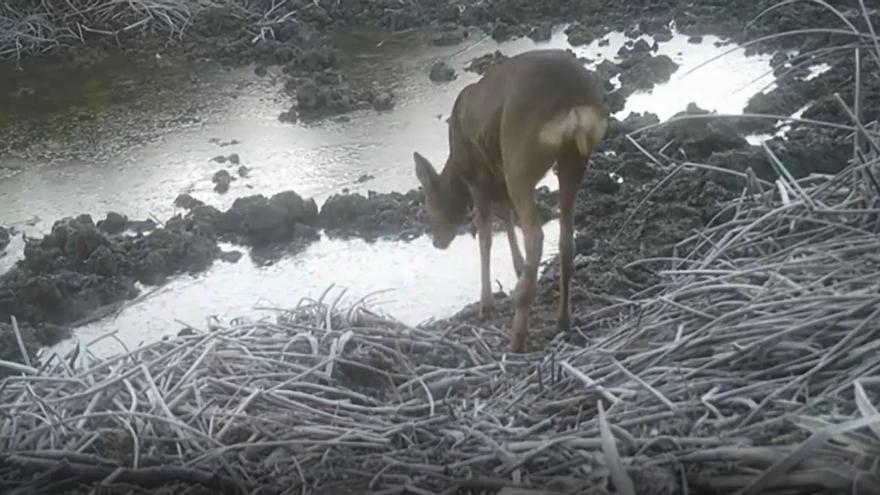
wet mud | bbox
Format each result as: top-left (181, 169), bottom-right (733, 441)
top-left (1, 0), bottom-right (876, 371)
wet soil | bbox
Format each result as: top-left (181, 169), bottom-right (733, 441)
top-left (1, 0), bottom-right (877, 371)
top-left (0, 176), bottom-right (563, 371)
top-left (5, 0), bottom-right (868, 125)
top-left (1, 83), bottom-right (855, 371)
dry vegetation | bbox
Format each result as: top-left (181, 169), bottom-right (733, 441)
top-left (0, 0), bottom-right (290, 60)
top-left (1, 1), bottom-right (880, 494)
top-left (3, 156), bottom-right (880, 493)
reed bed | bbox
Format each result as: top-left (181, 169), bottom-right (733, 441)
top-left (0, 0), bottom-right (283, 60)
top-left (2, 161), bottom-right (880, 494)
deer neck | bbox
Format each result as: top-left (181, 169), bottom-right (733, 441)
top-left (439, 159), bottom-right (470, 200)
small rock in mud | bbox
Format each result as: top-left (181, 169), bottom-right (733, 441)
top-left (465, 51), bottom-right (508, 75)
top-left (429, 61), bottom-right (456, 82)
top-left (292, 74), bottom-right (371, 118)
top-left (653, 28), bottom-right (674, 43)
top-left (219, 250), bottom-right (244, 263)
top-left (43, 215), bottom-right (108, 263)
top-left (254, 65), bottom-right (268, 77)
top-left (432, 29), bottom-right (466, 46)
top-left (274, 20), bottom-right (312, 44)
top-left (129, 229), bottom-right (220, 285)
top-left (605, 89), bottom-right (628, 114)
top-left (127, 219), bottom-right (157, 233)
top-left (279, 108), bottom-right (299, 124)
top-left (606, 111), bottom-right (660, 142)
top-left (237, 165), bottom-right (250, 178)
top-left (618, 53), bottom-right (679, 91)
top-left (658, 103), bottom-right (749, 160)
top-left (565, 22), bottom-right (601, 46)
top-left (213, 169), bottom-right (233, 193)
top-left (766, 124), bottom-right (852, 179)
top-left (372, 92), bottom-right (395, 111)
top-left (595, 59), bottom-right (621, 80)
top-left (0, 226), bottom-right (10, 252)
top-left (209, 138), bottom-right (240, 147)
top-left (175, 193), bottom-right (205, 210)
top-left (96, 212), bottom-right (128, 234)
top-left (213, 191), bottom-right (319, 246)
top-left (490, 22), bottom-right (517, 42)
top-left (356, 174), bottom-right (375, 184)
top-left (283, 47), bottom-right (338, 74)
top-left (707, 147), bottom-right (774, 184)
top-left (622, 39), bottom-right (652, 56)
top-left (593, 172), bottom-right (621, 195)
top-left (527, 23), bottom-right (552, 42)
top-left (211, 153), bottom-right (240, 165)
top-left (319, 189), bottom-right (427, 240)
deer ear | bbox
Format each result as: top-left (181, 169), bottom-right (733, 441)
top-left (413, 152), bottom-right (438, 191)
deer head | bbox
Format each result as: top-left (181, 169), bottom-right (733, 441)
top-left (413, 152), bottom-right (471, 249)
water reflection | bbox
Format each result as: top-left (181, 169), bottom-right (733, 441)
top-left (0, 25), bottom-right (774, 354)
top-left (49, 220), bottom-right (560, 358)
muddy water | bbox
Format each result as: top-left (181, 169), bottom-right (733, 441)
top-left (0, 26), bottom-right (773, 357)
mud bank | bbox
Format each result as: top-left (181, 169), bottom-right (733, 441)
top-left (2, 0), bottom-right (876, 371)
top-left (4, 0), bottom-right (871, 127)
top-left (1, 90), bottom-right (860, 374)
top-left (0, 180), bottom-right (561, 370)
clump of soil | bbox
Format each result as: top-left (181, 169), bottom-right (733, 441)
top-left (0, 226), bottom-right (10, 252)
top-left (465, 51), bottom-right (509, 75)
top-left (0, 214), bottom-right (219, 341)
top-left (429, 61), bottom-right (456, 82)
top-left (276, 47), bottom-right (393, 121)
top-left (319, 189), bottom-right (429, 241)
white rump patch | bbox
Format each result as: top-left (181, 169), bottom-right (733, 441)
top-left (539, 105), bottom-right (608, 155)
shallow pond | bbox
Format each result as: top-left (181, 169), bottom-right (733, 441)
top-left (0, 25), bottom-right (774, 357)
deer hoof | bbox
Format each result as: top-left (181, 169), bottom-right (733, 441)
top-left (557, 311), bottom-right (571, 332)
top-left (510, 311), bottom-right (528, 352)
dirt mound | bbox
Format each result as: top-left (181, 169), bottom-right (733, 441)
top-left (0, 179), bottom-right (563, 349)
top-left (0, 226), bottom-right (10, 252)
top-left (319, 189), bottom-right (428, 241)
top-left (0, 215), bottom-right (223, 338)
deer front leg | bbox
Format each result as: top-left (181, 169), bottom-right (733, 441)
top-left (504, 208), bottom-right (524, 277)
top-left (473, 188), bottom-right (494, 319)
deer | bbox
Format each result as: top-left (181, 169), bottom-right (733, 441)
top-left (413, 49), bottom-right (608, 353)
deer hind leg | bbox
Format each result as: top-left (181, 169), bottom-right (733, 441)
top-left (503, 207), bottom-right (524, 277)
top-left (505, 166), bottom-right (549, 353)
top-left (556, 145), bottom-right (588, 332)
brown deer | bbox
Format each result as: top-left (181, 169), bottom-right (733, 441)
top-left (414, 49), bottom-right (608, 352)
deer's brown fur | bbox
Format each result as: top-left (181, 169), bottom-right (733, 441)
top-left (414, 49), bottom-right (608, 352)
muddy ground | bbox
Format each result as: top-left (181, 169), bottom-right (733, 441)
top-left (4, 0), bottom-right (873, 125)
top-left (1, 0), bottom-right (878, 370)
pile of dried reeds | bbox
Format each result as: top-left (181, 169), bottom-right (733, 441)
top-left (0, 0), bottom-right (211, 60)
top-left (2, 156), bottom-right (880, 494)
top-left (2, 1), bottom-right (879, 493)
top-left (0, 0), bottom-right (311, 60)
